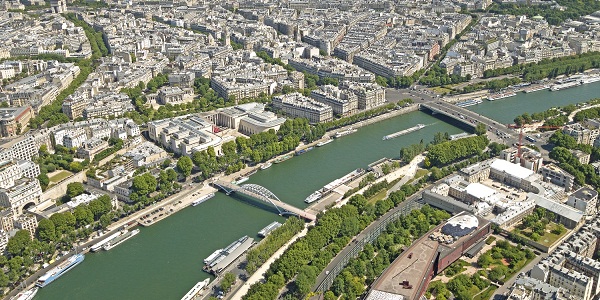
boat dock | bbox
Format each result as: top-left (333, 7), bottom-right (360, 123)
top-left (204, 236), bottom-right (255, 274)
top-left (321, 168), bottom-right (365, 196)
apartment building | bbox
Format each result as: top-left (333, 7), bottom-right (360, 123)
top-left (310, 85), bottom-right (358, 116)
top-left (0, 178), bottom-right (42, 215)
top-left (272, 93), bottom-right (333, 123)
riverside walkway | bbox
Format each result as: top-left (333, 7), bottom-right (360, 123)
top-left (213, 180), bottom-right (317, 222)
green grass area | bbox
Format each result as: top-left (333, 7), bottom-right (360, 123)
top-left (414, 169), bottom-right (429, 178)
top-left (477, 240), bottom-right (536, 285)
top-left (407, 169), bottom-right (429, 184)
top-left (430, 86), bottom-right (453, 94)
top-left (48, 170), bottom-right (73, 183)
top-left (513, 222), bottom-right (567, 247)
top-left (474, 286), bottom-right (498, 300)
top-left (504, 256), bottom-right (535, 282)
top-left (367, 189), bottom-right (388, 204)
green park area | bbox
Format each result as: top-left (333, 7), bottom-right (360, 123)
top-left (429, 86), bottom-right (454, 94)
top-left (512, 207), bottom-right (567, 247)
top-left (48, 170), bottom-right (73, 184)
top-left (427, 239), bottom-right (535, 300)
top-left (476, 240), bottom-right (535, 284)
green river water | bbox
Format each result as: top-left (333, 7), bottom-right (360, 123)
top-left (36, 82), bottom-right (600, 300)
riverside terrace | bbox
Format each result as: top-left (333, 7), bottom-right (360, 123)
top-left (365, 213), bottom-right (491, 300)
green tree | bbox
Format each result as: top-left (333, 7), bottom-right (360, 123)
top-left (166, 168), bottom-right (178, 182)
top-left (475, 123), bottom-right (487, 135)
top-left (348, 194), bottom-right (367, 213)
top-left (50, 212), bottom-right (76, 235)
top-left (37, 173), bottom-right (50, 190)
top-left (295, 265), bottom-right (318, 298)
top-left (99, 214), bottom-right (111, 228)
top-left (36, 219), bottom-right (56, 242)
top-left (323, 291), bottom-right (337, 300)
top-left (6, 230), bottom-right (32, 257)
top-left (477, 252), bottom-right (494, 268)
top-left (131, 173), bottom-right (157, 197)
top-left (161, 159), bottom-right (172, 168)
top-left (0, 272), bottom-right (9, 288)
top-left (488, 265), bottom-right (509, 282)
top-left (177, 156), bottom-right (193, 178)
top-left (429, 167), bottom-right (444, 180)
top-left (433, 132), bottom-right (450, 145)
top-left (73, 206), bottom-right (94, 227)
top-left (66, 182), bottom-right (85, 199)
top-left (88, 195), bottom-right (112, 219)
top-left (221, 272), bottom-right (237, 292)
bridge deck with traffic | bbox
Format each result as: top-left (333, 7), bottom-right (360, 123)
top-left (213, 180), bottom-right (317, 222)
top-left (420, 101), bottom-right (515, 139)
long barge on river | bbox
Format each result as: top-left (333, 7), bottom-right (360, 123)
top-left (523, 85), bottom-right (549, 93)
top-left (181, 278), bottom-right (210, 300)
top-left (455, 99), bottom-right (482, 108)
top-left (382, 124), bottom-right (426, 140)
top-left (486, 92), bottom-right (517, 101)
top-left (204, 236), bottom-right (255, 274)
top-left (90, 231), bottom-right (125, 252)
top-left (274, 153), bottom-right (293, 164)
top-left (36, 254), bottom-right (85, 288)
top-left (258, 221), bottom-right (282, 237)
top-left (103, 229), bottom-right (140, 251)
top-left (305, 168), bottom-right (366, 203)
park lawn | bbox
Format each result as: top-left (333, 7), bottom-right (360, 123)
top-left (468, 285), bottom-right (480, 296)
top-left (485, 255), bottom-right (534, 282)
top-left (474, 286), bottom-right (497, 300)
top-left (430, 86), bottom-right (453, 94)
top-left (407, 169), bottom-right (429, 184)
top-left (367, 189), bottom-right (388, 204)
top-left (48, 170), bottom-right (73, 183)
top-left (504, 256), bottom-right (535, 282)
top-left (514, 222), bottom-right (567, 247)
top-left (414, 168), bottom-right (429, 179)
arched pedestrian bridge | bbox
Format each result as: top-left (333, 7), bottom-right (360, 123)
top-left (212, 180), bottom-right (317, 222)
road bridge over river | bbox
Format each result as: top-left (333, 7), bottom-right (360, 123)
top-left (420, 101), bottom-right (517, 142)
top-left (213, 180), bottom-right (317, 222)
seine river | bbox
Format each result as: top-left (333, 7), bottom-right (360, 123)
top-left (36, 82), bottom-right (600, 300)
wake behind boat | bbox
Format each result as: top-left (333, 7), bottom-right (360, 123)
top-left (383, 124), bottom-right (426, 140)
